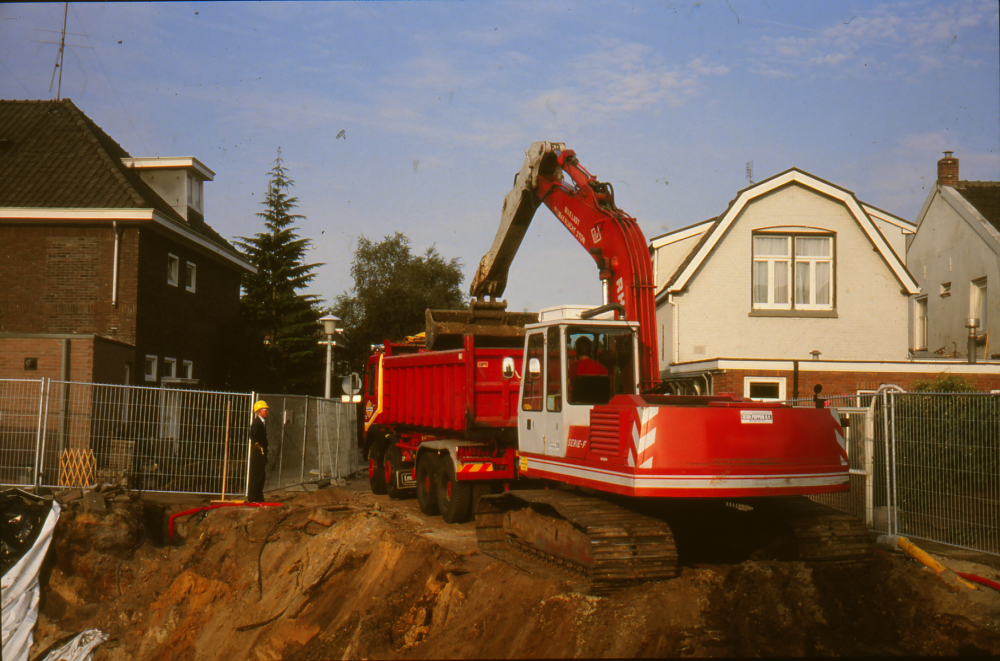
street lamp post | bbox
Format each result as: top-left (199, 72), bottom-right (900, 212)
top-left (319, 314), bottom-right (340, 399)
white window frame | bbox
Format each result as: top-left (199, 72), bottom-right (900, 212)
top-left (914, 295), bottom-right (928, 351)
top-left (163, 357), bottom-right (177, 379)
top-left (185, 261), bottom-right (197, 293)
top-left (144, 355), bottom-right (158, 382)
top-left (793, 236), bottom-right (833, 310)
top-left (183, 360), bottom-right (194, 380)
top-left (743, 376), bottom-right (787, 402)
top-left (752, 233), bottom-right (834, 312)
top-left (752, 236), bottom-right (791, 310)
top-left (167, 253), bottom-right (179, 287)
top-left (971, 277), bottom-right (987, 329)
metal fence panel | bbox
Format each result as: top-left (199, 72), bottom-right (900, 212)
top-left (257, 394), bottom-right (361, 493)
top-left (0, 379), bottom-right (46, 487)
top-left (889, 391), bottom-right (999, 555)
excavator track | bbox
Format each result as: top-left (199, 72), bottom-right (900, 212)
top-left (752, 496), bottom-right (874, 564)
top-left (475, 489), bottom-right (679, 594)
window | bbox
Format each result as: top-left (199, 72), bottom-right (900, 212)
top-left (144, 355), bottom-right (158, 382)
top-left (971, 278), bottom-right (987, 329)
top-left (167, 254), bottom-right (179, 286)
top-left (546, 326), bottom-right (562, 412)
top-left (744, 376), bottom-right (786, 401)
top-left (163, 357), bottom-right (177, 378)
top-left (521, 333), bottom-right (545, 411)
top-left (565, 326), bottom-right (636, 405)
top-left (940, 281), bottom-right (951, 297)
top-left (183, 360), bottom-right (194, 380)
top-left (185, 261), bottom-right (197, 292)
top-left (914, 296), bottom-right (928, 350)
top-left (752, 234), bottom-right (833, 311)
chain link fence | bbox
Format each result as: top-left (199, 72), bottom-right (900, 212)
top-left (0, 378), bottom-right (359, 497)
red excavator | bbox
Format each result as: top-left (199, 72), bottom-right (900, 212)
top-left (362, 142), bottom-right (869, 591)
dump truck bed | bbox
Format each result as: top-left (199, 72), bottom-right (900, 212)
top-left (375, 335), bottom-right (524, 434)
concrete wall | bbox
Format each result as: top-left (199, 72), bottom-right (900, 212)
top-left (906, 188), bottom-right (1000, 359)
top-left (658, 183), bottom-right (910, 369)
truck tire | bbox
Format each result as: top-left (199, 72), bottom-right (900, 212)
top-left (416, 453), bottom-right (439, 516)
top-left (437, 459), bottom-right (472, 524)
top-left (384, 444), bottom-right (406, 500)
top-left (368, 442), bottom-right (387, 495)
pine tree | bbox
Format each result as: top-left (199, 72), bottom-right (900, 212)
top-left (234, 148), bottom-right (324, 393)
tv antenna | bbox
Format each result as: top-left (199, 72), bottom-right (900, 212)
top-left (746, 160), bottom-right (754, 184)
top-left (32, 2), bottom-right (91, 99)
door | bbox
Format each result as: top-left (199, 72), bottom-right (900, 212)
top-left (518, 332), bottom-right (545, 456)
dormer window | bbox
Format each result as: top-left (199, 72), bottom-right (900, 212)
top-left (188, 174), bottom-right (203, 212)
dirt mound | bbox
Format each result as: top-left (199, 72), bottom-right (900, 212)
top-left (28, 486), bottom-right (1000, 658)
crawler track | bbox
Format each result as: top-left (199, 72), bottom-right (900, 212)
top-left (753, 496), bottom-right (874, 564)
top-left (475, 489), bottom-right (679, 594)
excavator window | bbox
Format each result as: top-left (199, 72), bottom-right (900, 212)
top-left (546, 326), bottom-right (562, 412)
top-left (566, 326), bottom-right (636, 405)
top-left (521, 333), bottom-right (545, 411)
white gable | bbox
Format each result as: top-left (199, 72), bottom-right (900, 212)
top-left (664, 169), bottom-right (919, 296)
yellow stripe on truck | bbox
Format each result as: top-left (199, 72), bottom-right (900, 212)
top-left (459, 463), bottom-right (494, 473)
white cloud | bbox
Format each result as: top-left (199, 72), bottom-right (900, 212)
top-left (747, 0), bottom-right (999, 80)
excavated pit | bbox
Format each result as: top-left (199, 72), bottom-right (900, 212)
top-left (22, 484), bottom-right (1000, 659)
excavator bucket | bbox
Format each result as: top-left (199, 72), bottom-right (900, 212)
top-left (425, 299), bottom-right (537, 351)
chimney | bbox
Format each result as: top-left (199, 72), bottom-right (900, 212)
top-left (937, 151), bottom-right (959, 186)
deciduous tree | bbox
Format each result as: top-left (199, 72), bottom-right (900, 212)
top-left (333, 232), bottom-right (465, 373)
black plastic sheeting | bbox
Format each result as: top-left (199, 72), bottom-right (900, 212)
top-left (1, 489), bottom-right (51, 578)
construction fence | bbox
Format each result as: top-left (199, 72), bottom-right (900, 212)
top-left (0, 378), bottom-right (361, 498)
top-left (788, 386), bottom-right (1000, 557)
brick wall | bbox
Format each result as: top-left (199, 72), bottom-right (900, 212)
top-left (716, 368), bottom-right (1000, 398)
top-left (136, 229), bottom-right (242, 389)
top-left (0, 336), bottom-right (94, 382)
top-left (0, 225), bottom-right (138, 343)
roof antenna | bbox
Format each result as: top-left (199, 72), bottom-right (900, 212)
top-left (746, 160), bottom-right (754, 185)
top-left (48, 2), bottom-right (69, 99)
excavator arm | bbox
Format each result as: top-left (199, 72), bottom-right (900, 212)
top-left (470, 141), bottom-right (566, 300)
top-left (471, 142), bottom-right (659, 391)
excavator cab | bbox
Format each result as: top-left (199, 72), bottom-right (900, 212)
top-left (517, 307), bottom-right (639, 459)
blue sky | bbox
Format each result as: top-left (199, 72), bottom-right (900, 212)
top-left (2, 1), bottom-right (998, 312)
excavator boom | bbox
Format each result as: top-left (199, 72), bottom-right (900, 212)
top-left (470, 142), bottom-right (659, 390)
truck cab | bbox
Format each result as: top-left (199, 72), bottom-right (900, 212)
top-left (517, 306), bottom-right (639, 459)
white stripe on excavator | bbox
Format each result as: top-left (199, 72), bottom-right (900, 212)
top-left (525, 457), bottom-right (846, 489)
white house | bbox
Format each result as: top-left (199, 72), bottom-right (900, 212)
top-left (650, 168), bottom-right (923, 399)
top-left (906, 152), bottom-right (999, 362)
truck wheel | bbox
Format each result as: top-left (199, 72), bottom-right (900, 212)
top-left (437, 460), bottom-right (472, 524)
top-left (368, 443), bottom-right (387, 495)
top-left (416, 453), bottom-right (439, 516)
top-left (384, 444), bottom-right (406, 500)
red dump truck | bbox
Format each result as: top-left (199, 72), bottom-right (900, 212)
top-left (362, 305), bottom-right (535, 522)
top-left (360, 143), bottom-right (869, 591)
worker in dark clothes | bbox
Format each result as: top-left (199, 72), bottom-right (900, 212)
top-left (248, 400), bottom-right (269, 503)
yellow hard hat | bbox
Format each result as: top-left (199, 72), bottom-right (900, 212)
top-left (253, 400), bottom-right (269, 413)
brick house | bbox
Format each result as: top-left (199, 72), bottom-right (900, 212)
top-left (649, 167), bottom-right (1000, 399)
top-left (0, 99), bottom-right (254, 390)
top-left (907, 152), bottom-right (999, 362)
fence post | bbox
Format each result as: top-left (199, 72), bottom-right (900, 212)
top-left (32, 378), bottom-right (48, 490)
top-left (300, 397), bottom-right (309, 485)
top-left (889, 389), bottom-right (900, 537)
top-left (245, 391), bottom-right (256, 499)
top-left (864, 396), bottom-right (876, 528)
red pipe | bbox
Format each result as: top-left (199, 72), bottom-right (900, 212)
top-left (957, 572), bottom-right (1000, 592)
top-left (169, 502), bottom-right (283, 542)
